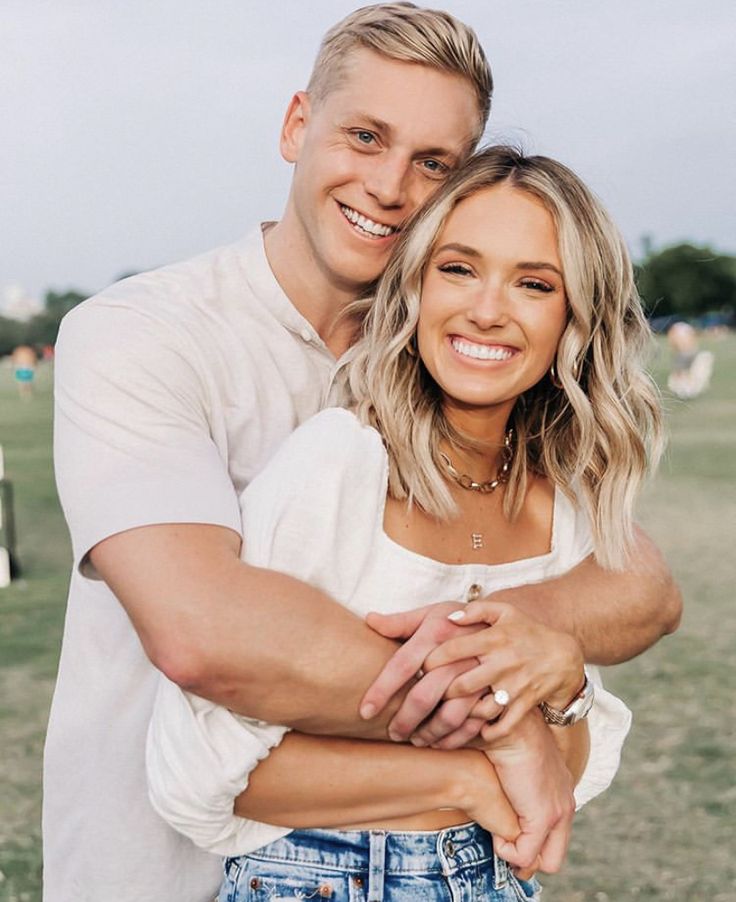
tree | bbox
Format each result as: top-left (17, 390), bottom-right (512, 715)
top-left (636, 243), bottom-right (736, 319)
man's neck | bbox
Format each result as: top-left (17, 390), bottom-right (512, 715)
top-left (264, 219), bottom-right (363, 358)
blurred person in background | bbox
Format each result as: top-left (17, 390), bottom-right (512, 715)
top-left (667, 321), bottom-right (714, 399)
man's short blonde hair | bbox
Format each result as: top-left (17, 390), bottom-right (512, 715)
top-left (307, 3), bottom-right (492, 141)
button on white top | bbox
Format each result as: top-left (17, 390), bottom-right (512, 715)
top-left (300, 327), bottom-right (313, 343)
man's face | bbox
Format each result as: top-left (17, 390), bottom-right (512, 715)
top-left (281, 49), bottom-right (480, 294)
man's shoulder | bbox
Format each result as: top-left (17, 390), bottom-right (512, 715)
top-left (72, 232), bottom-right (259, 323)
top-left (57, 229), bottom-right (272, 360)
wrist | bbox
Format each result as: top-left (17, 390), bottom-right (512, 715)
top-left (446, 749), bottom-right (495, 811)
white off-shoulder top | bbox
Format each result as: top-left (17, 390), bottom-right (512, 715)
top-left (146, 408), bottom-right (632, 856)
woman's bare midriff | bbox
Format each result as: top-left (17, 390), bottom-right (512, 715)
top-left (341, 809), bottom-right (474, 832)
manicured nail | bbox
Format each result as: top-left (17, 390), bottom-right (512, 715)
top-left (447, 610), bottom-right (465, 622)
top-left (388, 729), bottom-right (402, 742)
top-left (360, 703), bottom-right (376, 720)
top-left (411, 736), bottom-right (427, 747)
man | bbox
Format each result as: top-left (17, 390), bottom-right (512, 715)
top-left (47, 4), bottom-right (681, 901)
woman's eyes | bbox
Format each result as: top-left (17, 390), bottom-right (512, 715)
top-left (519, 278), bottom-right (555, 293)
top-left (438, 263), bottom-right (474, 277)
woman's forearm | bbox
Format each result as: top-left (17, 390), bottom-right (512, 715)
top-left (234, 732), bottom-right (519, 839)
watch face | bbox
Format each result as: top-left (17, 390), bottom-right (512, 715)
top-left (568, 678), bottom-right (595, 723)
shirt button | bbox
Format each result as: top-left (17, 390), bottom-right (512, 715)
top-left (300, 327), bottom-right (313, 342)
top-left (466, 583), bottom-right (482, 602)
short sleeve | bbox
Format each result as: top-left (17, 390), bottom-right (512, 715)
top-left (54, 299), bottom-right (242, 577)
top-left (573, 665), bottom-right (632, 809)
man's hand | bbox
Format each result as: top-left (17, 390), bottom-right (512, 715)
top-left (482, 708), bottom-right (576, 873)
top-left (360, 603), bottom-right (485, 740)
top-left (421, 599), bottom-right (585, 744)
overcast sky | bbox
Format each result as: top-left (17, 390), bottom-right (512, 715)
top-left (2, 0), bottom-right (734, 302)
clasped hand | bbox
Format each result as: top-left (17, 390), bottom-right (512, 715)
top-left (361, 597), bottom-right (584, 747)
top-left (360, 596), bottom-right (585, 872)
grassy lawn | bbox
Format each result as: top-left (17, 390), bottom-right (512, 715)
top-left (0, 335), bottom-right (734, 901)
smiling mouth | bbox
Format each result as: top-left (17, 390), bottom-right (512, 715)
top-left (450, 337), bottom-right (517, 361)
top-left (339, 203), bottom-right (400, 240)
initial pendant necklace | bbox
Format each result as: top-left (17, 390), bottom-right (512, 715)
top-left (439, 429), bottom-right (514, 551)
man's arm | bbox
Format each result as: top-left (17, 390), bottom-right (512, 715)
top-left (496, 526), bottom-right (681, 664)
top-left (90, 522), bottom-right (461, 736)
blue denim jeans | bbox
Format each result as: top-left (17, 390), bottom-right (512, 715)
top-left (218, 824), bottom-right (542, 901)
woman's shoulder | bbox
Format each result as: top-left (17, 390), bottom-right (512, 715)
top-left (270, 407), bottom-right (385, 475)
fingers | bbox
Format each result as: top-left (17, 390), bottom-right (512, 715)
top-left (445, 599), bottom-right (509, 627)
top-left (426, 716), bottom-right (485, 750)
top-left (537, 816), bottom-right (572, 874)
top-left (364, 606), bottom-right (430, 640)
top-left (424, 626), bottom-right (501, 672)
top-left (387, 661), bottom-right (470, 740)
top-left (360, 605), bottom-right (464, 720)
top-left (410, 693), bottom-right (482, 747)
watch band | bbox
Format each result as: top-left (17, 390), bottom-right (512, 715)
top-left (539, 671), bottom-right (595, 726)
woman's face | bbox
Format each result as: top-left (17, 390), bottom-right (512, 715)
top-left (417, 182), bottom-right (568, 434)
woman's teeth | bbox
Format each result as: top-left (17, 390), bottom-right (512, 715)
top-left (340, 204), bottom-right (398, 239)
top-left (451, 338), bottom-right (514, 361)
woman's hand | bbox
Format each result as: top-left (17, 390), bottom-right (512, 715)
top-left (422, 599), bottom-right (586, 745)
top-left (360, 602), bottom-right (485, 740)
top-left (480, 708), bottom-right (576, 873)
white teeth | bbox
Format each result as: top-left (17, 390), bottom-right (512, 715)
top-left (340, 205), bottom-right (398, 238)
top-left (451, 338), bottom-right (514, 361)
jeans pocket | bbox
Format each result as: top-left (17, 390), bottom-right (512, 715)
top-left (240, 859), bottom-right (350, 901)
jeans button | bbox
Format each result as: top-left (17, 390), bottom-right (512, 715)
top-left (445, 839), bottom-right (456, 856)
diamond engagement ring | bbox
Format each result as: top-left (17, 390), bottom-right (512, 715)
top-left (493, 688), bottom-right (510, 707)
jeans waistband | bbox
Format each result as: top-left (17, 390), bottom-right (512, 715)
top-left (245, 823), bottom-right (496, 876)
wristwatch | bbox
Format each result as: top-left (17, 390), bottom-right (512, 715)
top-left (539, 671), bottom-right (595, 726)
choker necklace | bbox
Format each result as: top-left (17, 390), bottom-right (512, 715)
top-left (439, 429), bottom-right (514, 494)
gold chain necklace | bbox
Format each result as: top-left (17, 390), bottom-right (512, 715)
top-left (439, 428), bottom-right (514, 494)
top-left (439, 429), bottom-right (514, 551)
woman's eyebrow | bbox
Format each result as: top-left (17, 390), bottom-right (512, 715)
top-left (434, 242), bottom-right (481, 257)
top-left (518, 262), bottom-right (563, 277)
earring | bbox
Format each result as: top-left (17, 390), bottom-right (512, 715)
top-left (549, 360), bottom-right (563, 388)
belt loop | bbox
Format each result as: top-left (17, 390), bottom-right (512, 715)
top-left (367, 831), bottom-right (386, 902)
top-left (493, 849), bottom-right (509, 890)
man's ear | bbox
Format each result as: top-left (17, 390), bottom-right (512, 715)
top-left (280, 91), bottom-right (312, 163)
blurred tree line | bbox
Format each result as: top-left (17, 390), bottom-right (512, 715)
top-left (0, 290), bottom-right (88, 357)
top-left (636, 242), bottom-right (736, 319)
top-left (1, 243), bottom-right (734, 359)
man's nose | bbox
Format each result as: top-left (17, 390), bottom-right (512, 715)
top-left (364, 154), bottom-right (411, 209)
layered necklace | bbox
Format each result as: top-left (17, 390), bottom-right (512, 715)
top-left (439, 428), bottom-right (514, 551)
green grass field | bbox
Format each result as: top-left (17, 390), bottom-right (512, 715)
top-left (0, 337), bottom-right (734, 902)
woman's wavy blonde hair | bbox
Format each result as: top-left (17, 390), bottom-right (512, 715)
top-left (347, 146), bottom-right (663, 569)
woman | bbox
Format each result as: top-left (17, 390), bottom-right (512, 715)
top-left (147, 147), bottom-right (661, 901)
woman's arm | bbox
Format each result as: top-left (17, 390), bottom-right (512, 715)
top-left (234, 732), bottom-right (519, 838)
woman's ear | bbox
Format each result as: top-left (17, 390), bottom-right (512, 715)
top-left (280, 91), bottom-right (311, 163)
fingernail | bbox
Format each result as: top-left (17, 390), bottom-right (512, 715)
top-left (360, 703), bottom-right (376, 720)
top-left (447, 610), bottom-right (465, 621)
top-left (410, 736), bottom-right (427, 747)
top-left (388, 729), bottom-right (402, 742)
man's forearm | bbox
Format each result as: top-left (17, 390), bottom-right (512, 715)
top-left (495, 526), bottom-right (682, 664)
top-left (91, 523), bottom-right (407, 736)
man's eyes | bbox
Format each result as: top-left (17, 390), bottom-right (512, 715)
top-left (421, 158), bottom-right (451, 179)
top-left (351, 130), bottom-right (377, 146)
